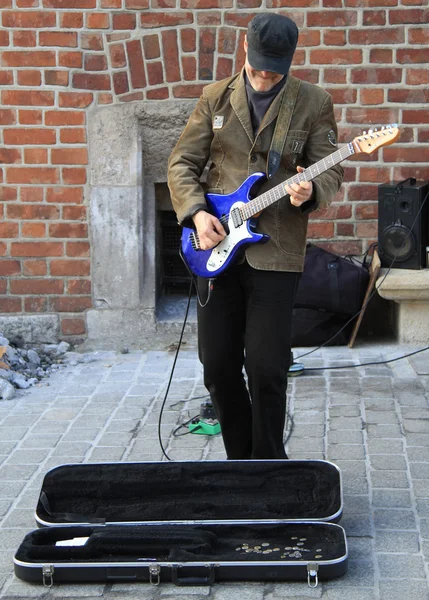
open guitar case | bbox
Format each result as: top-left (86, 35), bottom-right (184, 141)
top-left (14, 460), bottom-right (348, 589)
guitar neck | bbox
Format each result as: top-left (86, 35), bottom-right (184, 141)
top-left (241, 142), bottom-right (356, 220)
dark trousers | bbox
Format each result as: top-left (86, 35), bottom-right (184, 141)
top-left (197, 261), bottom-right (300, 460)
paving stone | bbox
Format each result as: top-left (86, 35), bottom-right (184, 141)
top-left (372, 489), bottom-right (412, 509)
top-left (375, 530), bottom-right (419, 553)
top-left (373, 509), bottom-right (416, 530)
top-left (379, 580), bottom-right (429, 600)
top-left (370, 455), bottom-right (407, 470)
top-left (370, 471), bottom-right (409, 489)
top-left (377, 553), bottom-right (425, 579)
top-left (367, 439), bottom-right (404, 454)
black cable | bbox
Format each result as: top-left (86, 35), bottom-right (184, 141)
top-left (295, 187), bottom-right (429, 363)
top-left (172, 414), bottom-right (201, 437)
top-left (157, 279), bottom-right (194, 461)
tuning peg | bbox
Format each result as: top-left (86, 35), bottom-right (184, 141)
top-left (363, 131), bottom-right (367, 135)
top-left (368, 129), bottom-right (373, 134)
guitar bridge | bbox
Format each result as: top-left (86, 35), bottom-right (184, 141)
top-left (190, 231), bottom-right (201, 250)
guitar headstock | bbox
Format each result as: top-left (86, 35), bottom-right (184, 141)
top-left (352, 125), bottom-right (399, 154)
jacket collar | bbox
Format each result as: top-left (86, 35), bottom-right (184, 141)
top-left (229, 69), bottom-right (296, 143)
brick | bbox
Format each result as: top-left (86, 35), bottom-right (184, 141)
top-left (199, 28), bottom-right (215, 80)
top-left (388, 88), bottom-right (429, 103)
top-left (162, 30), bottom-right (180, 83)
top-left (72, 73), bottom-right (111, 90)
top-left (390, 8), bottom-right (429, 23)
top-left (60, 128), bottom-right (86, 144)
top-left (2, 90), bottom-right (54, 106)
top-left (25, 297), bottom-right (48, 312)
top-left (2, 10), bottom-right (56, 28)
top-left (107, 33), bottom-right (131, 42)
top-left (86, 13), bottom-right (110, 29)
top-left (62, 205), bottom-right (86, 220)
top-left (51, 296), bottom-right (92, 312)
top-left (307, 10), bottom-right (357, 26)
top-left (4, 128), bottom-right (56, 145)
top-left (363, 9), bottom-right (386, 25)
top-left (0, 31), bottom-right (10, 46)
top-left (20, 187), bottom-right (43, 202)
top-left (406, 68), bottom-right (429, 85)
top-left (307, 222), bottom-right (334, 238)
top-left (61, 317), bottom-right (86, 335)
top-left (310, 49), bottom-right (362, 64)
top-left (51, 259), bottom-right (90, 276)
top-left (7, 203), bottom-right (59, 219)
top-left (62, 168), bottom-right (87, 184)
top-left (0, 260), bottom-right (21, 276)
top-left (355, 203), bottom-right (378, 219)
top-left (49, 223), bottom-right (88, 237)
top-left (350, 28), bottom-right (404, 45)
top-left (2, 51), bottom-right (56, 67)
top-left (360, 89), bottom-right (384, 105)
top-left (147, 62), bottom-right (163, 86)
top-left (315, 203), bottom-right (352, 220)
top-left (409, 27), bottom-right (429, 44)
top-left (0, 222), bottom-right (19, 237)
top-left (112, 12), bottom-right (136, 29)
top-left (323, 30), bottom-right (346, 45)
top-left (146, 88), bottom-right (169, 100)
top-left (23, 259), bottom-right (47, 275)
top-left (0, 149), bottom-right (22, 164)
top-left (84, 54), bottom-right (108, 71)
top-left (67, 279), bottom-right (91, 294)
top-left (19, 109), bottom-right (43, 124)
top-left (47, 187), bottom-right (84, 204)
top-left (7, 167), bottom-right (58, 184)
top-left (126, 39), bottom-right (146, 88)
top-left (51, 148), bottom-right (88, 165)
top-left (348, 184), bottom-right (379, 201)
top-left (351, 67), bottom-right (402, 84)
top-left (217, 27), bottom-right (235, 54)
top-left (101, 0), bottom-right (121, 5)
top-left (327, 87), bottom-right (357, 104)
top-left (12, 31), bottom-right (36, 47)
top-left (66, 241), bottom-right (89, 257)
top-left (384, 146), bottom-right (429, 162)
top-left (45, 70), bottom-right (69, 86)
top-left (0, 109), bottom-right (16, 125)
top-left (173, 84), bottom-right (205, 98)
top-left (11, 241), bottom-right (63, 257)
top-left (0, 298), bottom-right (22, 312)
top-left (98, 93), bottom-right (113, 104)
top-left (323, 68), bottom-right (347, 83)
top-left (126, 0), bottom-right (149, 6)
top-left (17, 70), bottom-right (42, 86)
top-left (113, 71), bottom-right (129, 95)
top-left (21, 222), bottom-right (46, 237)
top-left (403, 109), bottom-right (429, 124)
top-left (24, 148), bottom-right (49, 164)
top-left (80, 33), bottom-right (104, 51)
top-left (0, 242), bottom-right (6, 256)
top-left (17, 0), bottom-right (40, 6)
top-left (0, 186), bottom-right (18, 200)
top-left (109, 43), bottom-right (127, 68)
top-left (11, 278), bottom-right (64, 294)
top-left (60, 12), bottom-right (84, 28)
top-left (59, 51), bottom-right (83, 68)
top-left (140, 12), bottom-right (193, 28)
top-left (345, 107), bottom-right (399, 124)
top-left (336, 222), bottom-right (354, 236)
top-left (370, 48), bottom-right (392, 63)
top-left (39, 31), bottom-right (78, 47)
top-left (216, 57), bottom-right (232, 79)
top-left (45, 110), bottom-right (85, 126)
top-left (44, 0), bottom-right (96, 7)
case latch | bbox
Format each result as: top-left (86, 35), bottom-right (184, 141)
top-left (42, 564), bottom-right (54, 588)
top-left (149, 563), bottom-right (161, 585)
top-left (307, 562), bottom-right (319, 588)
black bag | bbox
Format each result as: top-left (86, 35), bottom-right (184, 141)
top-left (291, 308), bottom-right (352, 347)
top-left (294, 244), bottom-right (369, 317)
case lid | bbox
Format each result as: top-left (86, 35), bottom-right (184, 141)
top-left (35, 460), bottom-right (342, 527)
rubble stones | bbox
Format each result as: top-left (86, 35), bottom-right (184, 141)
top-left (0, 333), bottom-right (72, 401)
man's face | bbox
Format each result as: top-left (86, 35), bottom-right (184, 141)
top-left (244, 39), bottom-right (284, 92)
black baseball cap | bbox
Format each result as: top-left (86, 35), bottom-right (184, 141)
top-left (246, 13), bottom-right (299, 75)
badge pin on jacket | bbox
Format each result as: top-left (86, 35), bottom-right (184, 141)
top-left (213, 115), bottom-right (224, 130)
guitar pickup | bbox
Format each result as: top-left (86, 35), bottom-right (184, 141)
top-left (231, 208), bottom-right (243, 228)
top-left (190, 231), bottom-right (201, 250)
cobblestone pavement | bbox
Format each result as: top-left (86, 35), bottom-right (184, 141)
top-left (1, 341), bottom-right (429, 600)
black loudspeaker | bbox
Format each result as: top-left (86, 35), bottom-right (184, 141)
top-left (378, 178), bottom-right (429, 270)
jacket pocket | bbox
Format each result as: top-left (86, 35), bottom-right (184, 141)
top-left (276, 197), bottom-right (308, 257)
top-left (282, 129), bottom-right (308, 169)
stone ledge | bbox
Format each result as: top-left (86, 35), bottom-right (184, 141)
top-left (376, 268), bottom-right (429, 343)
top-left (376, 268), bottom-right (429, 301)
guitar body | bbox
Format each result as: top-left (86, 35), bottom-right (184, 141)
top-left (181, 172), bottom-right (269, 278)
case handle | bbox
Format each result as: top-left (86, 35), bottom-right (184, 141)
top-left (172, 565), bottom-right (215, 586)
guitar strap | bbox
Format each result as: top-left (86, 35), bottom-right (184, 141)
top-left (266, 76), bottom-right (301, 179)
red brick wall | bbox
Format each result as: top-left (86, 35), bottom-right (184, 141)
top-left (0, 2), bottom-right (428, 341)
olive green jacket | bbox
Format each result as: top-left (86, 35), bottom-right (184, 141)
top-left (167, 70), bottom-right (344, 272)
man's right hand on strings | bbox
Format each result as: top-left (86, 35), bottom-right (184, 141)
top-left (192, 210), bottom-right (226, 250)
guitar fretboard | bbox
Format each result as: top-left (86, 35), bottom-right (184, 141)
top-left (240, 142), bottom-right (355, 221)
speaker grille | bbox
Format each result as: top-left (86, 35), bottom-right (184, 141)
top-left (380, 223), bottom-right (416, 262)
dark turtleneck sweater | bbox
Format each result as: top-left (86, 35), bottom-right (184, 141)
top-left (244, 72), bottom-right (287, 135)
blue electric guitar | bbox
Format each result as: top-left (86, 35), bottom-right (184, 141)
top-left (181, 126), bottom-right (399, 278)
